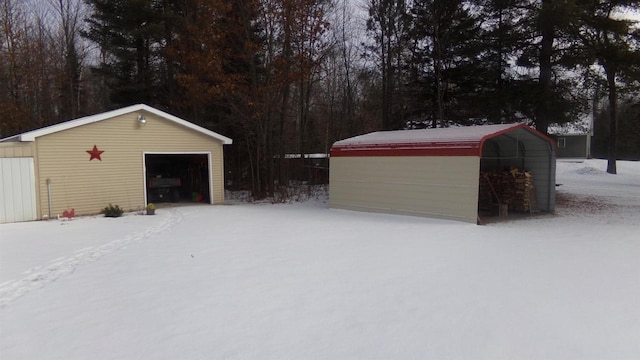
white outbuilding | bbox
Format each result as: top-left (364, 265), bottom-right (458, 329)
top-left (329, 123), bottom-right (556, 223)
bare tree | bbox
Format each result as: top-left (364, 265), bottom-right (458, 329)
top-left (0, 0), bottom-right (92, 138)
top-left (47, 0), bottom-right (88, 120)
top-left (367, 0), bottom-right (410, 130)
top-left (0, 0), bottom-right (54, 135)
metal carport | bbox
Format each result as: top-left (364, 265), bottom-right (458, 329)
top-left (329, 123), bottom-right (556, 224)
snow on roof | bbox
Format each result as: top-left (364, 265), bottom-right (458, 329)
top-left (548, 120), bottom-right (591, 136)
top-left (0, 104), bottom-right (233, 144)
top-left (284, 153), bottom-right (328, 159)
top-left (334, 123), bottom-right (524, 147)
top-left (331, 123), bottom-right (542, 157)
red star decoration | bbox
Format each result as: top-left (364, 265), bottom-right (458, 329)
top-left (86, 145), bottom-right (104, 161)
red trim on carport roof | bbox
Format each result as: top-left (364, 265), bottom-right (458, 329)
top-left (330, 123), bottom-right (557, 158)
top-left (477, 123), bottom-right (530, 157)
top-left (330, 144), bottom-right (480, 157)
top-left (477, 123), bottom-right (557, 155)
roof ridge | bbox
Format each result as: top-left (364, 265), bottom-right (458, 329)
top-left (0, 104), bottom-right (232, 144)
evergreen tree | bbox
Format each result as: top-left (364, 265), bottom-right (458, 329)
top-left (83, 0), bottom-right (175, 107)
top-left (408, 0), bottom-right (483, 127)
top-left (476, 0), bottom-right (529, 123)
top-left (573, 0), bottom-right (640, 173)
top-left (592, 99), bottom-right (640, 160)
top-left (515, 0), bottom-right (587, 135)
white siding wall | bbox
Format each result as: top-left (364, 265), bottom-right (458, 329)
top-left (0, 158), bottom-right (37, 223)
top-left (330, 156), bottom-right (480, 223)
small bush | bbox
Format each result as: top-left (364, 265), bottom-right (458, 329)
top-left (102, 204), bottom-right (124, 217)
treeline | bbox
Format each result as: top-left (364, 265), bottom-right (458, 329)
top-left (367, 0), bottom-right (639, 171)
top-left (1, 1), bottom-right (638, 197)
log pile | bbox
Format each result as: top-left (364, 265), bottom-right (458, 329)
top-left (479, 168), bottom-right (535, 213)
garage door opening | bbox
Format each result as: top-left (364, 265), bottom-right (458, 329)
top-left (144, 153), bottom-right (211, 204)
top-left (478, 129), bottom-right (555, 218)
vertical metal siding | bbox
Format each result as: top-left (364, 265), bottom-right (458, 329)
top-left (330, 156), bottom-right (480, 223)
top-left (554, 135), bottom-right (588, 158)
top-left (482, 129), bottom-right (556, 213)
top-left (35, 113), bottom-right (225, 218)
top-left (518, 132), bottom-right (555, 212)
top-left (0, 158), bottom-right (37, 223)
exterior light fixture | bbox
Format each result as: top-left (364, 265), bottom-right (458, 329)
top-left (138, 114), bottom-right (146, 125)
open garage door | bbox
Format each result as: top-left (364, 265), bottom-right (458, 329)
top-left (144, 153), bottom-right (212, 204)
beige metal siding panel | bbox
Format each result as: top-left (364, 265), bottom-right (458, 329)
top-left (213, 145), bottom-right (225, 203)
top-left (0, 142), bottom-right (36, 158)
top-left (330, 156), bottom-right (480, 223)
top-left (35, 112), bottom-right (225, 217)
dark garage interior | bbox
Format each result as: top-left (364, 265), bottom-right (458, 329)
top-left (145, 154), bottom-right (210, 204)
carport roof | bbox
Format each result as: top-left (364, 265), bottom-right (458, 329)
top-left (0, 104), bottom-right (233, 144)
top-left (331, 123), bottom-right (551, 157)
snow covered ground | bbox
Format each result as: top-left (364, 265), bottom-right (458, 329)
top-left (1, 159), bottom-right (638, 360)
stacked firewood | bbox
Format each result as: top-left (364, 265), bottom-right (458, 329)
top-left (479, 168), bottom-right (535, 212)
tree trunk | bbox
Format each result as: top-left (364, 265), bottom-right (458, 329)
top-left (604, 63), bottom-right (617, 174)
top-left (278, 3), bottom-right (292, 187)
top-left (496, 6), bottom-right (504, 122)
top-left (341, 1), bottom-right (354, 136)
top-left (381, 23), bottom-right (393, 130)
top-left (536, 0), bottom-right (554, 135)
top-left (434, 26), bottom-right (444, 128)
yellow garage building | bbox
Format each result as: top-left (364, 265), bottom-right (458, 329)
top-left (0, 104), bottom-right (232, 223)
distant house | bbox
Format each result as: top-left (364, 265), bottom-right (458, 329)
top-left (551, 134), bottom-right (590, 159)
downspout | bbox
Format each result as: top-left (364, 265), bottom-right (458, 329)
top-left (46, 178), bottom-right (52, 219)
top-left (547, 142), bottom-right (554, 213)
